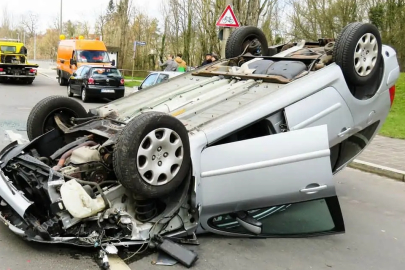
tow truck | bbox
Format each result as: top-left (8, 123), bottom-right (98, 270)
top-left (0, 38), bottom-right (38, 84)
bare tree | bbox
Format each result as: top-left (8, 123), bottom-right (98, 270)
top-left (21, 11), bottom-right (39, 38)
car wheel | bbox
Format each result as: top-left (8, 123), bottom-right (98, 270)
top-left (113, 111), bottom-right (191, 198)
top-left (333, 22), bottom-right (382, 86)
top-left (81, 88), bottom-right (89, 103)
top-left (67, 84), bottom-right (73, 97)
top-left (225, 26), bottom-right (269, 59)
top-left (26, 96), bottom-right (88, 141)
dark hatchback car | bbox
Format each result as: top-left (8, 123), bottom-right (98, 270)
top-left (67, 65), bottom-right (125, 102)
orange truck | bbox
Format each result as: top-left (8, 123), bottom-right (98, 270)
top-left (56, 35), bottom-right (113, 86)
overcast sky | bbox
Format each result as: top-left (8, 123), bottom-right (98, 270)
top-left (0, 0), bottom-right (165, 33)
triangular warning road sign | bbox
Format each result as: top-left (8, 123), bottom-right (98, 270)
top-left (216, 5), bottom-right (240, 28)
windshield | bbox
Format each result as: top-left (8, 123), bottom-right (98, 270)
top-left (1, 46), bottom-right (16, 53)
top-left (77, 50), bottom-right (110, 63)
top-left (91, 67), bottom-right (121, 77)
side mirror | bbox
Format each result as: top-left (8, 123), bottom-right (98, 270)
top-left (60, 59), bottom-right (65, 64)
top-left (70, 59), bottom-right (77, 66)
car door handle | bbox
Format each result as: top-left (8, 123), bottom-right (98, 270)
top-left (300, 185), bottom-right (327, 194)
top-left (338, 127), bottom-right (351, 137)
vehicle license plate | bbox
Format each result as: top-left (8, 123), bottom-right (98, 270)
top-left (101, 89), bottom-right (115, 93)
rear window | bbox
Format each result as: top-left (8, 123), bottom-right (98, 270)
top-left (1, 46), bottom-right (16, 53)
top-left (91, 68), bottom-right (121, 76)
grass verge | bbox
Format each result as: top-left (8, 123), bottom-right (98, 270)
top-left (125, 81), bottom-right (141, 88)
top-left (124, 76), bottom-right (145, 81)
top-left (379, 72), bottom-right (405, 139)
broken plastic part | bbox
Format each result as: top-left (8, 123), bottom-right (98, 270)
top-left (60, 179), bottom-right (106, 219)
top-left (70, 145), bottom-right (101, 165)
top-left (156, 238), bottom-right (198, 268)
top-left (105, 244), bottom-right (118, 255)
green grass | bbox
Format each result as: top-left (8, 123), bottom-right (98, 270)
top-left (125, 80), bottom-right (141, 88)
top-left (124, 76), bottom-right (145, 81)
top-left (379, 72), bottom-right (405, 139)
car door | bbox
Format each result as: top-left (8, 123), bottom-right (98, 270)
top-left (69, 66), bottom-right (83, 93)
top-left (79, 66), bottom-right (91, 88)
top-left (283, 86), bottom-right (355, 147)
top-left (198, 125), bottom-right (345, 237)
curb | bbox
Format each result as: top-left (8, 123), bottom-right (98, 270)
top-left (348, 160), bottom-right (405, 182)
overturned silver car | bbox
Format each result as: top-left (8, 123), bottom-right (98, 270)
top-left (0, 22), bottom-right (400, 266)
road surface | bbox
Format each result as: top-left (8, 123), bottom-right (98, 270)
top-left (0, 74), bottom-right (404, 270)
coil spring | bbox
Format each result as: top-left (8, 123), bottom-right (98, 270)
top-left (134, 198), bottom-right (158, 222)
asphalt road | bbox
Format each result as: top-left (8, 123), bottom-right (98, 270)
top-left (1, 74), bottom-right (405, 270)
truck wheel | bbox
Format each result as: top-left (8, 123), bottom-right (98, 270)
top-left (27, 96), bottom-right (88, 141)
top-left (58, 71), bottom-right (68, 86)
top-left (225, 26), bottom-right (269, 59)
top-left (333, 22), bottom-right (382, 86)
top-left (113, 111), bottom-right (191, 198)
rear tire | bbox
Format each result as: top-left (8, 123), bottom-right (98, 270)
top-left (225, 26), bottom-right (269, 59)
top-left (333, 22), bottom-right (382, 86)
top-left (113, 111), bottom-right (191, 198)
top-left (27, 96), bottom-right (88, 141)
top-left (58, 71), bottom-right (68, 86)
top-left (67, 84), bottom-right (73, 97)
top-left (81, 88), bottom-right (89, 103)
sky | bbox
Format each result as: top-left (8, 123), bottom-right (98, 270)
top-left (0, 0), bottom-right (165, 33)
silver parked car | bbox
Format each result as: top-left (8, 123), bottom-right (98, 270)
top-left (0, 22), bottom-right (400, 266)
top-left (137, 71), bottom-right (183, 91)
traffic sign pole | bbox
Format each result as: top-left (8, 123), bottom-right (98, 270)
top-left (216, 2), bottom-right (239, 59)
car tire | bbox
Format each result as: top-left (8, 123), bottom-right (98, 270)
top-left (81, 88), bottom-right (89, 103)
top-left (26, 96), bottom-right (88, 141)
top-left (67, 84), bottom-right (74, 97)
top-left (225, 26), bottom-right (269, 59)
top-left (333, 22), bottom-right (382, 86)
top-left (113, 111), bottom-right (191, 198)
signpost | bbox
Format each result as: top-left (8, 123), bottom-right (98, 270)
top-left (132, 41), bottom-right (147, 78)
top-left (216, 3), bottom-right (240, 59)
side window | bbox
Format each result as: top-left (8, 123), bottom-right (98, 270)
top-left (156, 74), bottom-right (169, 84)
top-left (209, 198), bottom-right (342, 236)
top-left (141, 73), bottom-right (158, 88)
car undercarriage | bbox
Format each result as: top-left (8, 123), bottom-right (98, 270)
top-left (0, 22), bottom-right (400, 269)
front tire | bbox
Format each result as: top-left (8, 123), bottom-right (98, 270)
top-left (26, 96), bottom-right (88, 141)
top-left (113, 111), bottom-right (191, 198)
top-left (333, 22), bottom-right (382, 86)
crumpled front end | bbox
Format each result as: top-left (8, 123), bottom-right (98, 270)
top-left (0, 130), bottom-right (192, 248)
